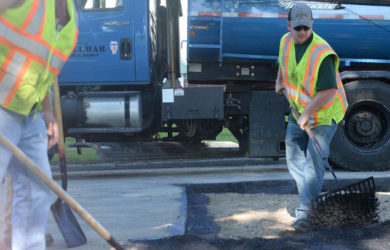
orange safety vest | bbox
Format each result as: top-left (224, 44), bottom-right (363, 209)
top-left (279, 32), bottom-right (348, 127)
top-left (0, 0), bottom-right (78, 116)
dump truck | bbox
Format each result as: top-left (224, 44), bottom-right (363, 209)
top-left (58, 0), bottom-right (390, 171)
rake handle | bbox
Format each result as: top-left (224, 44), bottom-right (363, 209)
top-left (0, 133), bottom-right (124, 250)
top-left (303, 125), bottom-right (338, 182)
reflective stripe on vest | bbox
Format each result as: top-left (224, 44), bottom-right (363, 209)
top-left (24, 0), bottom-right (45, 35)
top-left (280, 34), bottom-right (313, 110)
top-left (302, 43), bottom-right (332, 97)
top-left (0, 0), bottom-right (78, 114)
top-left (279, 32), bottom-right (348, 127)
top-left (0, 16), bottom-right (65, 75)
top-left (0, 52), bottom-right (28, 105)
top-left (281, 34), bottom-right (291, 87)
top-left (335, 73), bottom-right (348, 113)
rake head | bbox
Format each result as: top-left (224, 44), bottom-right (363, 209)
top-left (309, 177), bottom-right (379, 227)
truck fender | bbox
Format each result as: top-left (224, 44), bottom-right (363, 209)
top-left (340, 71), bottom-right (390, 82)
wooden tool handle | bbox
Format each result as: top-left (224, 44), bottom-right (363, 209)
top-left (0, 133), bottom-right (123, 250)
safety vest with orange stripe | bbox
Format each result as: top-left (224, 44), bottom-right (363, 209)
top-left (0, 0), bottom-right (78, 116)
top-left (278, 32), bottom-right (348, 128)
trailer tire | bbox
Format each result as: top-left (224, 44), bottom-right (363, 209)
top-left (330, 80), bottom-right (390, 171)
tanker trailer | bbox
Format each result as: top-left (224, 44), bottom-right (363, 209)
top-left (187, 0), bottom-right (390, 170)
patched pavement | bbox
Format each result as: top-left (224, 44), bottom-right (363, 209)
top-left (47, 163), bottom-right (390, 249)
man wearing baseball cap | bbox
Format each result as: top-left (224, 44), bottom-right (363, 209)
top-left (275, 3), bottom-right (348, 232)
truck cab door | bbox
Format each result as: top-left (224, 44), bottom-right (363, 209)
top-left (59, 0), bottom-right (136, 84)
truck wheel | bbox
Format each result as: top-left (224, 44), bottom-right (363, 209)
top-left (177, 120), bottom-right (222, 142)
top-left (330, 80), bottom-right (390, 171)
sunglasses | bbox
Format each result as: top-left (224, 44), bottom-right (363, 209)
top-left (293, 25), bottom-right (311, 31)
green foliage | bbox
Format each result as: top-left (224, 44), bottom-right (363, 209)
top-left (50, 138), bottom-right (101, 165)
top-left (216, 128), bottom-right (238, 143)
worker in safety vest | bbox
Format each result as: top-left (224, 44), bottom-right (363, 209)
top-left (275, 3), bottom-right (348, 232)
top-left (0, 1), bottom-right (78, 249)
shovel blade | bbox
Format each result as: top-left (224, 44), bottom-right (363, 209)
top-left (51, 200), bottom-right (87, 248)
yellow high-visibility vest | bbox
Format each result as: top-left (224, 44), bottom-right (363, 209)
top-left (0, 0), bottom-right (78, 116)
top-left (278, 32), bottom-right (348, 127)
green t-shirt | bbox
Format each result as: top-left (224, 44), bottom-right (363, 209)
top-left (294, 33), bottom-right (337, 90)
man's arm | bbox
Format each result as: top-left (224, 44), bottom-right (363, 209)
top-left (42, 92), bottom-right (59, 150)
top-left (275, 66), bottom-right (284, 95)
top-left (0, 0), bottom-right (24, 13)
top-left (297, 88), bottom-right (337, 130)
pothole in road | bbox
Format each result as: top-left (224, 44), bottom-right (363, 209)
top-left (125, 178), bottom-right (390, 250)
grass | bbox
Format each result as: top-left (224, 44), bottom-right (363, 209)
top-left (216, 128), bottom-right (238, 143)
top-left (51, 128), bottom-right (238, 164)
top-left (50, 138), bottom-right (101, 165)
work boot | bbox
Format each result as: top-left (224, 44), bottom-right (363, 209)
top-left (292, 218), bottom-right (312, 232)
top-left (291, 208), bottom-right (309, 226)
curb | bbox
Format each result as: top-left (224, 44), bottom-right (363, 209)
top-left (51, 160), bottom-right (288, 179)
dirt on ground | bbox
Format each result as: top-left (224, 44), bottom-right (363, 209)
top-left (125, 177), bottom-right (390, 250)
top-left (205, 191), bottom-right (390, 240)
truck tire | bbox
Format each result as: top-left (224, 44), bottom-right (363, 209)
top-left (330, 80), bottom-right (390, 171)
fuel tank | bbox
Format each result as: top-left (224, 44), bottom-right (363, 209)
top-left (61, 91), bottom-right (143, 134)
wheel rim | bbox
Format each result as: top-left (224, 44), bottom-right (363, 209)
top-left (343, 100), bottom-right (390, 151)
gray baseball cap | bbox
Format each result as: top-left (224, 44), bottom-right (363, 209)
top-left (288, 3), bottom-right (313, 28)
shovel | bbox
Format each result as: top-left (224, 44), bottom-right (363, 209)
top-left (0, 133), bottom-right (124, 250)
top-left (50, 79), bottom-right (87, 247)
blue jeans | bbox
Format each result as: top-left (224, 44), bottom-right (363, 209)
top-left (285, 115), bottom-right (337, 218)
top-left (0, 107), bottom-right (54, 250)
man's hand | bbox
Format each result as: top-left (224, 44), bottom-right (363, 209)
top-left (297, 110), bottom-right (310, 130)
top-left (275, 67), bottom-right (284, 95)
top-left (43, 112), bottom-right (58, 150)
top-left (275, 82), bottom-right (284, 95)
top-left (297, 88), bottom-right (337, 130)
top-left (42, 94), bottom-right (58, 149)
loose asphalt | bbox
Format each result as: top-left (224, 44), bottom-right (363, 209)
top-left (46, 159), bottom-right (390, 250)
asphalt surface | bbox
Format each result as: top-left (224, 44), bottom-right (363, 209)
top-left (46, 159), bottom-right (390, 250)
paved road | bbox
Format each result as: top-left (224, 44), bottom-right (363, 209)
top-left (47, 161), bottom-right (390, 250)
